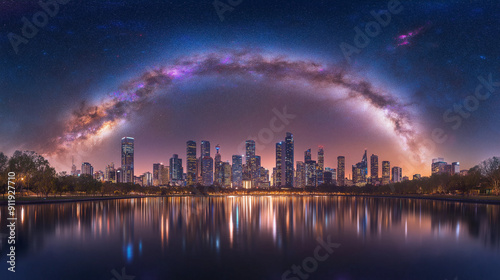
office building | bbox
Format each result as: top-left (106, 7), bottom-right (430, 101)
top-left (121, 137), bottom-right (134, 183)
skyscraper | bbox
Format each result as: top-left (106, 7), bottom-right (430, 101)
top-left (431, 158), bottom-right (447, 175)
top-left (370, 154), bottom-right (379, 181)
top-left (452, 162), bottom-right (460, 175)
top-left (392, 166), bottom-right (402, 183)
top-left (121, 137), bottom-right (134, 183)
top-left (200, 141), bottom-right (214, 186)
top-left (201, 141), bottom-right (211, 157)
top-left (315, 146), bottom-right (324, 186)
top-left (231, 155), bottom-right (243, 188)
top-left (170, 154), bottom-right (183, 185)
top-left (337, 156), bottom-right (345, 186)
top-left (81, 162), bottom-right (93, 176)
top-left (304, 149), bottom-right (312, 162)
top-left (275, 142), bottom-right (284, 187)
top-left (214, 145), bottom-right (222, 186)
top-left (153, 163), bottom-right (162, 186)
top-left (284, 132), bottom-right (294, 187)
top-left (245, 140), bottom-right (257, 184)
top-left (382, 161), bottom-right (390, 185)
top-left (318, 147), bottom-right (324, 171)
top-left (305, 160), bottom-right (317, 187)
top-left (295, 161), bottom-right (305, 188)
top-left (186, 140), bottom-right (197, 186)
top-left (222, 162), bottom-right (232, 188)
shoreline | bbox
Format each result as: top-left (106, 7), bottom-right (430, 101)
top-left (1, 193), bottom-right (500, 206)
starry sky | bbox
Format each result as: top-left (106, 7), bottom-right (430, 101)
top-left (1, 0), bottom-right (499, 177)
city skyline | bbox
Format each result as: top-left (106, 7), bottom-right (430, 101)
top-left (68, 132), bottom-right (469, 187)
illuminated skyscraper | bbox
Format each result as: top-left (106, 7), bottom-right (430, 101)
top-left (214, 145), bottom-right (222, 186)
top-left (186, 140), bottom-right (197, 186)
top-left (200, 141), bottom-right (214, 186)
top-left (295, 161), bottom-right (305, 188)
top-left (153, 163), bottom-right (162, 186)
top-left (81, 162), bottom-right (93, 176)
top-left (382, 161), bottom-right (390, 185)
top-left (431, 158), bottom-right (447, 175)
top-left (337, 156), bottom-right (345, 186)
top-left (201, 141), bottom-right (211, 157)
top-left (284, 132), bottom-right (294, 187)
top-left (318, 147), bottom-right (324, 170)
top-left (231, 155), bottom-right (243, 188)
top-left (169, 154), bottom-right (183, 185)
top-left (316, 146), bottom-right (324, 185)
top-left (222, 162), bottom-right (232, 188)
top-left (121, 137), bottom-right (134, 183)
top-left (370, 154), bottom-right (378, 181)
top-left (304, 149), bottom-right (312, 162)
top-left (392, 166), bottom-right (402, 183)
top-left (275, 142), bottom-right (284, 187)
top-left (245, 140), bottom-right (258, 184)
top-left (305, 160), bottom-right (317, 187)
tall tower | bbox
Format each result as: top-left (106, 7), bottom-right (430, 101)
top-left (284, 132), bottom-right (294, 187)
top-left (382, 161), bottom-right (391, 185)
top-left (169, 154), bottom-right (183, 185)
top-left (214, 145), bottom-right (222, 186)
top-left (186, 140), bottom-right (197, 186)
top-left (231, 155), bottom-right (243, 188)
top-left (360, 149), bottom-right (368, 183)
top-left (304, 149), bottom-right (312, 162)
top-left (245, 140), bottom-right (257, 184)
top-left (200, 141), bottom-right (213, 186)
top-left (121, 137), bottom-right (134, 183)
top-left (337, 156), bottom-right (345, 186)
top-left (275, 142), bottom-right (284, 187)
top-left (370, 154), bottom-right (379, 181)
top-left (318, 146), bottom-right (324, 171)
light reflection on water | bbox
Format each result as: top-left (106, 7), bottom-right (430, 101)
top-left (0, 196), bottom-right (499, 280)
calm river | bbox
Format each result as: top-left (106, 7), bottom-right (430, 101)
top-left (1, 196), bottom-right (499, 280)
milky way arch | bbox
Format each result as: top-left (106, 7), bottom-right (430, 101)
top-left (43, 49), bottom-right (424, 162)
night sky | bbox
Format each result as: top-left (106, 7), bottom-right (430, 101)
top-left (1, 0), bottom-right (499, 177)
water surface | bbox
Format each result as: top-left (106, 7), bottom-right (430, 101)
top-left (1, 196), bottom-right (499, 280)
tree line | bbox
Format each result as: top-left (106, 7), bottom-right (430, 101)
top-left (1, 151), bottom-right (499, 198)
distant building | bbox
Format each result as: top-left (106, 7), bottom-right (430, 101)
top-left (81, 162), bottom-right (93, 176)
top-left (392, 166), bottom-right (402, 183)
top-left (413, 174), bottom-right (421, 180)
top-left (221, 162), bottom-right (232, 188)
top-left (452, 162), bottom-right (460, 175)
top-left (142, 172), bottom-right (152, 187)
top-left (186, 140), bottom-right (197, 186)
top-left (214, 145), bottom-right (222, 186)
top-left (295, 161), bottom-right (306, 188)
top-left (431, 158), bottom-right (447, 175)
top-left (201, 141), bottom-right (213, 186)
top-left (370, 154), bottom-right (379, 181)
top-left (382, 161), bottom-right (390, 185)
top-left (160, 165), bottom-right (170, 185)
top-left (105, 163), bottom-right (116, 183)
top-left (402, 176), bottom-right (409, 181)
top-left (284, 133), bottom-right (294, 187)
top-left (337, 156), bottom-right (345, 186)
top-left (305, 160), bottom-right (316, 187)
top-left (170, 154), bottom-right (183, 186)
top-left (275, 142), bottom-right (284, 187)
top-left (231, 155), bottom-right (243, 188)
top-left (153, 163), bottom-right (162, 186)
top-left (121, 137), bottom-right (134, 183)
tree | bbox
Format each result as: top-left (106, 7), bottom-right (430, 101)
top-left (0, 152), bottom-right (8, 198)
top-left (478, 157), bottom-right (500, 195)
top-left (34, 166), bottom-right (56, 197)
top-left (8, 151), bottom-right (52, 196)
